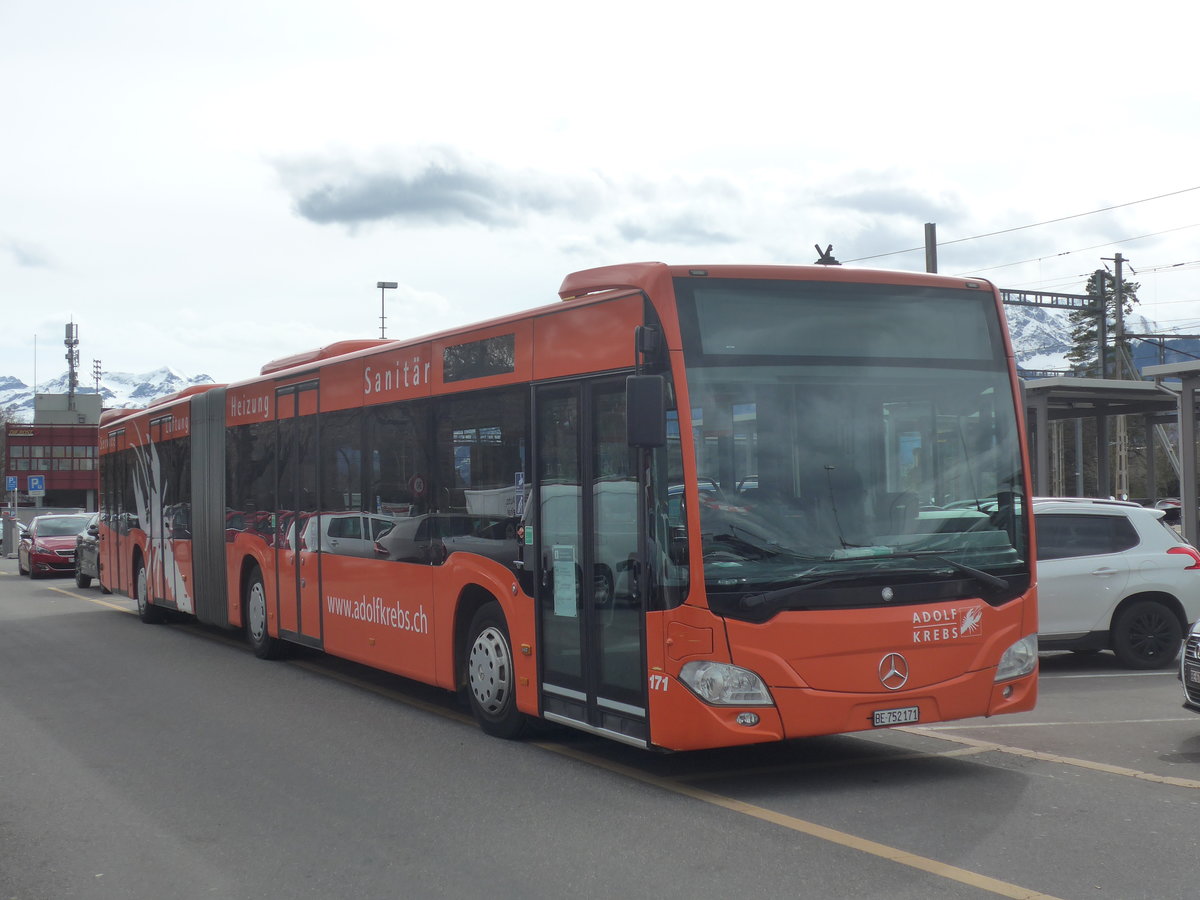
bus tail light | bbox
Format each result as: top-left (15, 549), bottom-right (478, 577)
top-left (679, 661), bottom-right (774, 706)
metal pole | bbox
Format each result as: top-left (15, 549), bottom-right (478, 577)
top-left (1113, 253), bottom-right (1126, 377)
top-left (1033, 396), bottom-right (1050, 496)
top-left (1074, 417), bottom-right (1084, 496)
top-left (1182, 378), bottom-right (1199, 547)
top-left (1144, 414), bottom-right (1157, 503)
top-left (377, 282), bottom-right (398, 339)
top-left (924, 223), bottom-right (937, 273)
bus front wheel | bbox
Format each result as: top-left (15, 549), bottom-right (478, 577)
top-left (464, 603), bottom-right (526, 739)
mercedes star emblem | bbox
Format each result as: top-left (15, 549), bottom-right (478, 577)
top-left (878, 652), bottom-right (910, 691)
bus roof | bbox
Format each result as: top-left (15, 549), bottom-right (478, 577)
top-left (260, 339), bottom-right (392, 376)
top-left (104, 262), bottom-right (1000, 406)
top-left (558, 261), bottom-right (996, 300)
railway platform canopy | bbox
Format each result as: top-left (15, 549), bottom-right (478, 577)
top-left (1021, 375), bottom-right (1193, 539)
top-left (1143, 362), bottom-right (1200, 546)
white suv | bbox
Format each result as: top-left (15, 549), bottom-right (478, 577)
top-left (1034, 498), bottom-right (1200, 668)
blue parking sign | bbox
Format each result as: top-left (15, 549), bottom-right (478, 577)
top-left (5, 475), bottom-right (15, 492)
top-left (27, 475), bottom-right (45, 495)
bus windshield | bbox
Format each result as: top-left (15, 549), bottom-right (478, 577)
top-left (674, 276), bottom-right (1029, 619)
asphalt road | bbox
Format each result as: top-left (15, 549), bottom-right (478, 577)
top-left (2, 557), bottom-right (1197, 899)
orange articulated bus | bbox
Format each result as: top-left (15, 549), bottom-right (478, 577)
top-left (97, 262), bottom-right (1037, 751)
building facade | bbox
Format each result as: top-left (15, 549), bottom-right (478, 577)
top-left (4, 393), bottom-right (102, 511)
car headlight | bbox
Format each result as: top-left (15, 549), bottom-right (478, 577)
top-left (995, 634), bottom-right (1038, 682)
top-left (679, 660), bottom-right (774, 706)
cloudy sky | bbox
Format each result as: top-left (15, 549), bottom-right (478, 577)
top-left (4, 0), bottom-right (1199, 387)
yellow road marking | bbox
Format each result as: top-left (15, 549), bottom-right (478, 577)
top-left (46, 584), bottom-right (134, 614)
top-left (535, 740), bottom-right (1061, 900)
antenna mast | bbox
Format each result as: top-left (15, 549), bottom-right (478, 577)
top-left (64, 322), bottom-right (80, 410)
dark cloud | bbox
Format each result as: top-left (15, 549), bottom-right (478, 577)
top-left (3, 238), bottom-right (52, 268)
top-left (277, 152), bottom-right (604, 228)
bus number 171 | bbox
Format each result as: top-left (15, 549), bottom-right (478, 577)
top-left (648, 674), bottom-right (669, 692)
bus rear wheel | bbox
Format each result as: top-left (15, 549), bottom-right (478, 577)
top-left (465, 603), bottom-right (525, 739)
top-left (245, 568), bottom-right (284, 659)
top-left (135, 561), bottom-right (165, 624)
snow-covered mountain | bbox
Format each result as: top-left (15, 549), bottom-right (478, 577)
top-left (1002, 305), bottom-right (1172, 375)
top-left (0, 367), bottom-right (215, 421)
top-left (1002, 305), bottom-right (1074, 373)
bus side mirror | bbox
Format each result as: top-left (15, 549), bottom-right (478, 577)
top-left (627, 375), bottom-right (666, 448)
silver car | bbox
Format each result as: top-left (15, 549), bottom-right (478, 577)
top-left (297, 512), bottom-right (401, 558)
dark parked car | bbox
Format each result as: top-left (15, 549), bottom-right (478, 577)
top-left (74, 513), bottom-right (105, 590)
top-left (0, 516), bottom-right (27, 547)
top-left (18, 513), bottom-right (91, 579)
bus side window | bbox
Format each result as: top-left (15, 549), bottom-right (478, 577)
top-left (433, 388), bottom-right (527, 517)
top-left (367, 400), bottom-right (432, 519)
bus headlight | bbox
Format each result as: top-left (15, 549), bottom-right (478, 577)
top-left (679, 661), bottom-right (774, 706)
top-left (995, 635), bottom-right (1038, 682)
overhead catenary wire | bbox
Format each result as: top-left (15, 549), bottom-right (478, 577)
top-left (843, 185), bottom-right (1200, 263)
top-left (953, 225), bottom-right (1200, 277)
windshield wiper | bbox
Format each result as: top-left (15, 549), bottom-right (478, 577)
top-left (864, 551), bottom-right (1008, 592)
top-left (739, 567), bottom-right (940, 613)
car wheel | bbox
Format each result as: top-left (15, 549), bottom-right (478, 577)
top-left (1111, 599), bottom-right (1181, 669)
top-left (464, 603), bottom-right (525, 739)
top-left (18, 554), bottom-right (27, 577)
top-left (75, 562), bottom-right (92, 589)
top-left (134, 561), bottom-right (165, 624)
top-left (245, 567), bottom-right (284, 659)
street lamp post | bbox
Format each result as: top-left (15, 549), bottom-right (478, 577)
top-left (377, 281), bottom-right (398, 339)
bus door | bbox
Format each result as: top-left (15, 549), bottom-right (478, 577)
top-left (275, 381), bottom-right (322, 648)
top-left (147, 416), bottom-right (179, 608)
top-left (534, 379), bottom-right (647, 746)
top-left (103, 429), bottom-right (125, 593)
